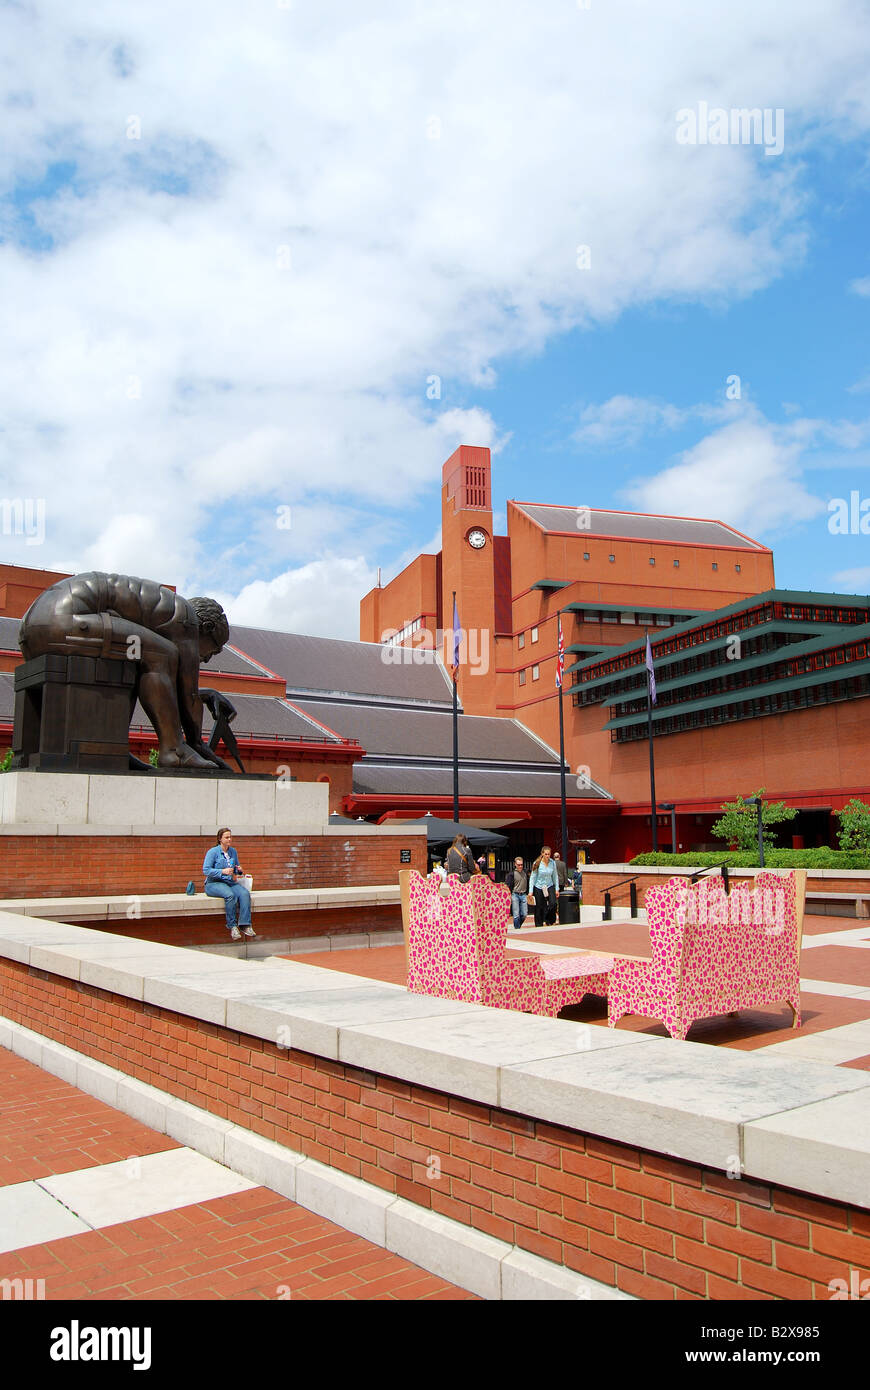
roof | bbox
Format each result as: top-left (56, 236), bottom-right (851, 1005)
top-left (291, 697), bottom-right (556, 763)
top-left (352, 762), bottom-right (610, 801)
top-left (511, 502), bottom-right (765, 550)
top-left (129, 693), bottom-right (348, 743)
top-left (229, 626), bottom-right (454, 706)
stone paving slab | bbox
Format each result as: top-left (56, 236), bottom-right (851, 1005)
top-left (0, 1181), bottom-right (90, 1254)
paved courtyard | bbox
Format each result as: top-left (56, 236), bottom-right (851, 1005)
top-left (288, 911), bottom-right (870, 1068)
top-left (0, 1051), bottom-right (475, 1300)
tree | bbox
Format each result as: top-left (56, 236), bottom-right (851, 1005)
top-left (711, 789), bottom-right (797, 851)
top-left (835, 799), bottom-right (870, 854)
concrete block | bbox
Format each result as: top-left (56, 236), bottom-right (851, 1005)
top-left (38, 1038), bottom-right (81, 1086)
top-left (273, 780), bottom-right (329, 827)
top-left (339, 1007), bottom-right (645, 1107)
top-left (224, 1130), bottom-right (306, 1201)
top-left (501, 1249), bottom-right (633, 1301)
top-left (329, 934), bottom-right (372, 951)
top-left (10, 1023), bottom-right (43, 1065)
top-left (744, 1086), bottom-right (870, 1209)
top-left (116, 1075), bottom-right (170, 1132)
top-left (216, 779), bottom-right (276, 828)
top-left (75, 1055), bottom-right (120, 1107)
top-left (87, 774), bottom-right (156, 826)
top-left (163, 1100), bottom-right (234, 1164)
top-left (500, 1038), bottom-right (870, 1169)
top-left (2, 771), bottom-right (88, 825)
top-left (154, 777), bottom-right (218, 827)
top-left (295, 1158), bottom-right (394, 1245)
top-left (386, 1198), bottom-right (506, 1300)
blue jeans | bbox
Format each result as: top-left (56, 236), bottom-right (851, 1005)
top-left (205, 879), bottom-right (251, 931)
top-left (511, 892), bottom-right (528, 931)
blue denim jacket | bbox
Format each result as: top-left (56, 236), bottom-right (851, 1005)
top-left (203, 845), bottom-right (243, 884)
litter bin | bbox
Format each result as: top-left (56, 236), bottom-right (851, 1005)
top-left (558, 888), bottom-right (580, 925)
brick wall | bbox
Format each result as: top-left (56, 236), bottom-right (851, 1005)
top-left (74, 906), bottom-right (402, 948)
top-left (2, 955), bottom-right (867, 1301)
top-left (0, 833), bottom-right (425, 899)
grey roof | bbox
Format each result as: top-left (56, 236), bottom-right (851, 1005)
top-left (352, 762), bottom-right (610, 801)
top-left (0, 671), bottom-right (13, 718)
top-left (129, 694), bottom-right (344, 743)
top-left (206, 643), bottom-right (277, 678)
top-left (0, 616), bottom-right (21, 651)
top-left (291, 697), bottom-right (555, 762)
top-left (513, 502), bottom-right (764, 550)
top-left (229, 626), bottom-right (454, 705)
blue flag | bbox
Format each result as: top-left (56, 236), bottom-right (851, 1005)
top-left (452, 597), bottom-right (461, 681)
top-left (645, 633), bottom-right (657, 705)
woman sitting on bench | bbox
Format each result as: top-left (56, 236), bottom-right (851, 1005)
top-left (203, 828), bottom-right (258, 941)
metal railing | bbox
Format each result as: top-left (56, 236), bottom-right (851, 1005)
top-left (601, 873), bottom-right (639, 920)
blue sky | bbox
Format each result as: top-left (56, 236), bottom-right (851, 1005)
top-left (1, 2), bottom-right (869, 634)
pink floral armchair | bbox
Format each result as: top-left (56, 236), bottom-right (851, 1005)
top-left (400, 870), bottom-right (610, 1016)
top-left (607, 869), bottom-right (806, 1041)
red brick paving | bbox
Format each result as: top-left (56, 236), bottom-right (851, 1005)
top-left (0, 1186), bottom-right (476, 1299)
top-left (0, 1053), bottom-right (182, 1187)
top-left (0, 1050), bottom-right (475, 1301)
top-left (793, 945), bottom-right (870, 987)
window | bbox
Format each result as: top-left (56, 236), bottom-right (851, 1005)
top-left (518, 632), bottom-right (525, 649)
top-left (518, 669), bottom-right (526, 686)
top-left (531, 626), bottom-right (538, 643)
top-left (583, 551), bottom-right (590, 561)
top-left (532, 664), bottom-right (540, 681)
top-left (608, 554), bottom-right (615, 563)
top-left (673, 559), bottom-right (680, 568)
top-left (735, 563), bottom-right (742, 573)
top-left (649, 557), bottom-right (656, 566)
top-left (601, 611), bottom-right (619, 623)
top-left (712, 562), bottom-right (718, 571)
top-left (619, 610), bottom-right (635, 623)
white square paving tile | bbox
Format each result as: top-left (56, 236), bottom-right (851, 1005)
top-left (38, 1147), bottom-right (257, 1229)
top-left (0, 1181), bottom-right (90, 1254)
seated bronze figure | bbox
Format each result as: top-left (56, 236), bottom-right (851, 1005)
top-left (18, 571), bottom-right (234, 772)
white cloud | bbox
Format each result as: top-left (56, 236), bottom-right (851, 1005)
top-left (1, 0), bottom-right (870, 612)
top-left (850, 277), bottom-right (870, 297)
top-left (572, 394), bottom-right (731, 448)
top-left (214, 556), bottom-right (378, 639)
top-left (623, 409), bottom-right (829, 536)
top-left (831, 567), bottom-right (870, 592)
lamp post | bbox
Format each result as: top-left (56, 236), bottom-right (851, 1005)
top-left (659, 803), bottom-right (676, 854)
top-left (744, 797), bottom-right (765, 867)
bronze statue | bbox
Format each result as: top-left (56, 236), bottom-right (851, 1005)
top-left (19, 572), bottom-right (233, 771)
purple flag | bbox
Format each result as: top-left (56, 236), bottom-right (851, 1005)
top-left (645, 633), bottom-right (657, 705)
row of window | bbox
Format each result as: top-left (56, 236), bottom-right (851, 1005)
top-left (610, 674), bottom-right (870, 742)
top-left (517, 665), bottom-right (540, 685)
top-left (382, 617), bottom-right (423, 647)
top-left (579, 599), bottom-right (862, 686)
top-left (606, 639), bottom-right (870, 718)
top-left (579, 552), bottom-right (743, 573)
top-left (517, 626), bottom-right (538, 649)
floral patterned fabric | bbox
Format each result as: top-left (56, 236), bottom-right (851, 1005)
top-left (607, 871), bottom-right (803, 1041)
top-left (405, 871), bottom-right (609, 1016)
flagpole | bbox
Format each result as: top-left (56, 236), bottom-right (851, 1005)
top-left (646, 636), bottom-right (658, 853)
top-left (557, 611), bottom-right (568, 864)
top-left (452, 590), bottom-right (460, 825)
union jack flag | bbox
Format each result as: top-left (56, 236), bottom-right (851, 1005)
top-left (555, 616), bottom-right (565, 688)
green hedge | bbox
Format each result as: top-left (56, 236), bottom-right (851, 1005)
top-left (629, 850), bottom-right (870, 871)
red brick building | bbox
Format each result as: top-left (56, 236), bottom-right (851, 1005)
top-left (361, 446), bottom-right (870, 859)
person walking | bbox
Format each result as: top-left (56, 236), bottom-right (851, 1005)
top-left (505, 856), bottom-right (529, 931)
top-left (445, 834), bottom-right (478, 882)
top-left (552, 851), bottom-right (568, 890)
top-left (529, 845), bottom-right (559, 926)
top-left (203, 828), bottom-right (258, 941)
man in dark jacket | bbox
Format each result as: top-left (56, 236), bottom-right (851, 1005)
top-left (505, 856), bottom-right (529, 930)
top-left (553, 851), bottom-right (568, 890)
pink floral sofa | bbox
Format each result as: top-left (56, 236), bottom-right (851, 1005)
top-left (607, 870), bottom-right (806, 1041)
top-left (400, 870), bottom-right (610, 1016)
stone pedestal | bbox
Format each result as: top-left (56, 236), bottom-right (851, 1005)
top-left (0, 769), bottom-right (331, 831)
top-left (12, 655), bottom-right (136, 773)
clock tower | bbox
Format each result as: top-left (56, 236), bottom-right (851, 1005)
top-left (441, 445), bottom-right (497, 716)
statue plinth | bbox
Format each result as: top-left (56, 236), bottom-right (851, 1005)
top-left (13, 655), bottom-right (137, 773)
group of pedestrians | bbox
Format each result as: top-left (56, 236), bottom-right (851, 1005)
top-left (433, 836), bottom-right (582, 932)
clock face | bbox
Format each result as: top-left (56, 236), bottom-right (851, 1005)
top-left (468, 528), bottom-right (487, 550)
